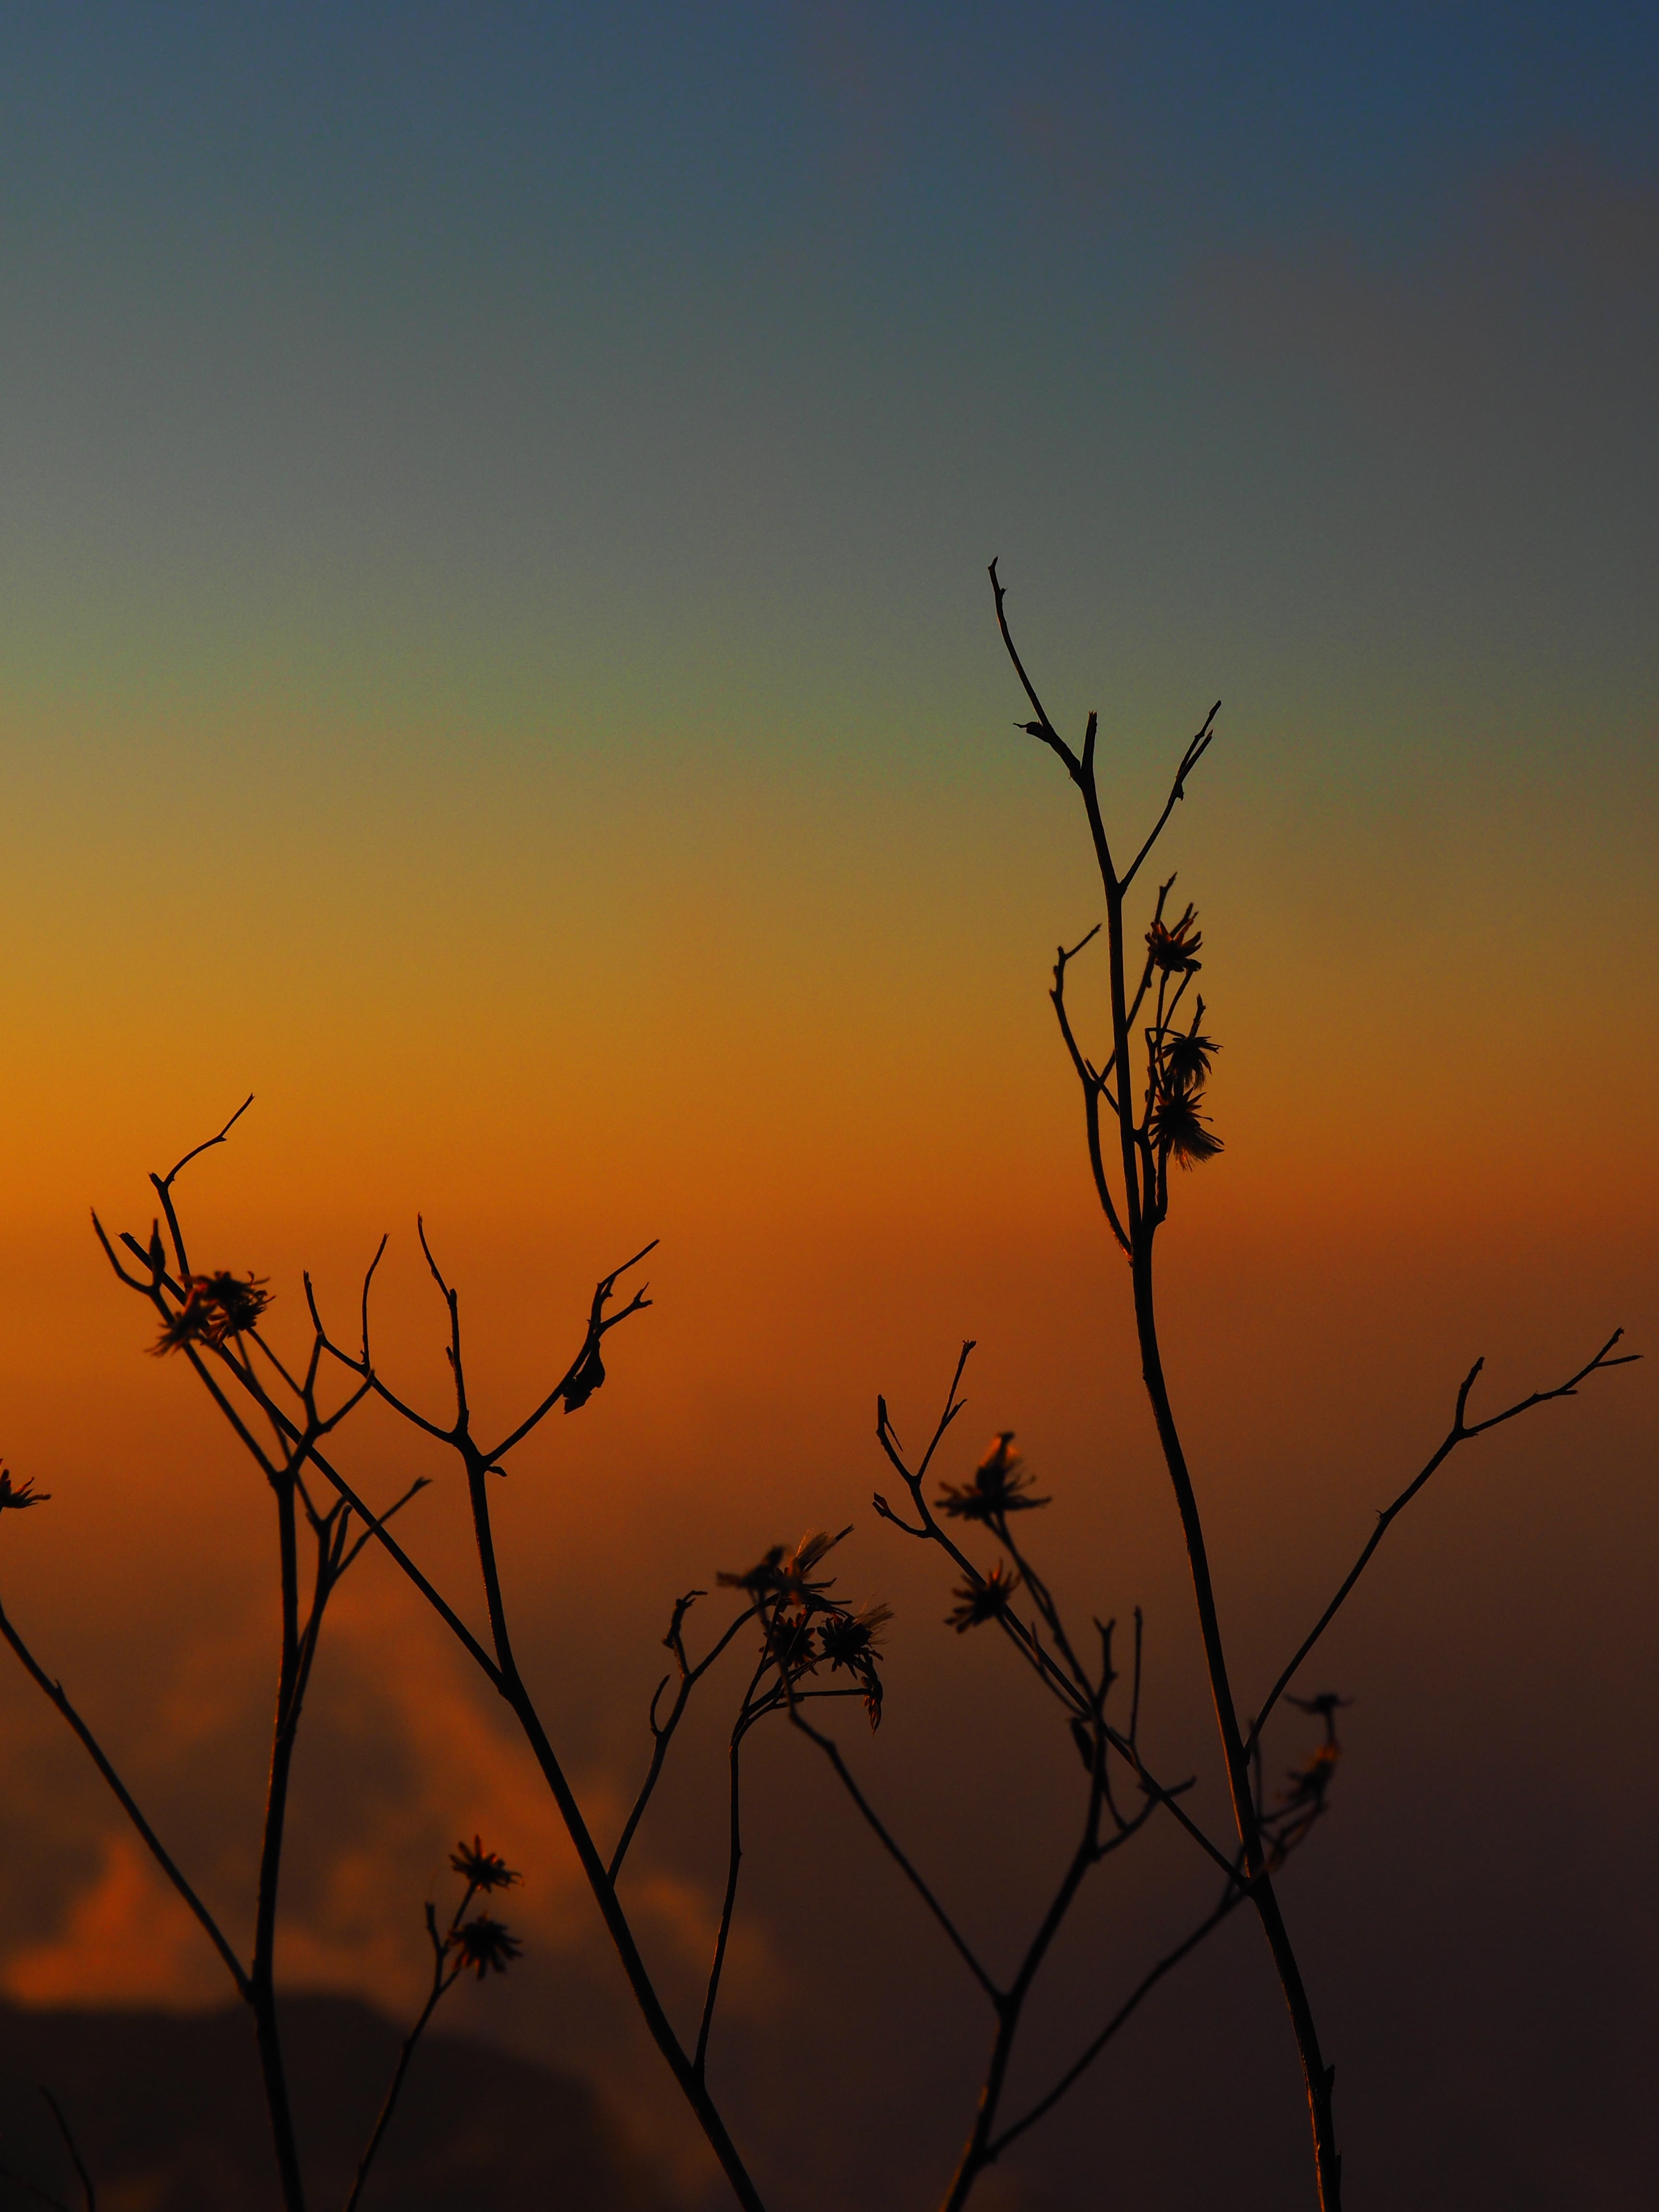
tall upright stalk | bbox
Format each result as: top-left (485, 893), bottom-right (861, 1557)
top-left (990, 561), bottom-right (1342, 2207)
top-left (1129, 1250), bottom-right (1341, 2203)
top-left (247, 1468), bottom-right (310, 2212)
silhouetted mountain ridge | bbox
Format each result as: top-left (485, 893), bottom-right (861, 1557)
top-left (0, 1991), bottom-right (673, 2211)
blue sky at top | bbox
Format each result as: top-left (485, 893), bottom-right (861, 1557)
top-left (0, 1), bottom-right (1653, 797)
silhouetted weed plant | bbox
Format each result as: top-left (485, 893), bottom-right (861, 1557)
top-left (0, 569), bottom-right (1636, 2212)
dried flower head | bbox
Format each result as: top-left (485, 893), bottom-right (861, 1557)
top-left (1160, 1019), bottom-right (1218, 1089)
top-left (0, 1464), bottom-right (47, 1511)
top-left (817, 1602), bottom-right (894, 1731)
top-left (937, 1434), bottom-right (1049, 1523)
top-left (817, 1603), bottom-right (892, 1671)
top-left (765, 1608), bottom-right (821, 1683)
top-left (946, 1560), bottom-right (1022, 1634)
top-left (152, 1272), bottom-right (271, 1355)
top-left (1148, 1084), bottom-right (1223, 1168)
top-left (448, 1914), bottom-right (523, 1979)
top-left (1146, 905), bottom-right (1203, 974)
top-left (450, 1837), bottom-right (521, 1893)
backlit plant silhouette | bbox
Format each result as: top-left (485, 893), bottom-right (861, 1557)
top-left (0, 567), bottom-right (1637, 2212)
top-left (0, 1106), bottom-right (528, 2212)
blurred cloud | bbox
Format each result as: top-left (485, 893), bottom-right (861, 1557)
top-left (0, 1583), bottom-right (598, 2014)
top-left (4, 1835), bottom-right (216, 2008)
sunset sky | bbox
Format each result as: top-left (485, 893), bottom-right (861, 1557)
top-left (0, 7), bottom-right (1655, 2208)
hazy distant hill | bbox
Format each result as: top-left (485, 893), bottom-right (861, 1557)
top-left (0, 1993), bottom-right (674, 2212)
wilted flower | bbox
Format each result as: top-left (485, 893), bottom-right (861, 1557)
top-left (937, 1434), bottom-right (1049, 1523)
top-left (0, 1464), bottom-right (46, 1511)
top-left (449, 1837), bottom-right (521, 1893)
top-left (152, 1272), bottom-right (271, 1355)
top-left (562, 1339), bottom-right (605, 1413)
top-left (946, 1560), bottom-right (1022, 1634)
top-left (447, 1914), bottom-right (523, 1979)
top-left (1145, 905), bottom-right (1203, 974)
top-left (785, 1529), bottom-right (840, 1581)
top-left (1148, 1083), bottom-right (1223, 1168)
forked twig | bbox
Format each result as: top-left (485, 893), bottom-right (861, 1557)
top-left (787, 1700), bottom-right (999, 2001)
top-left (1247, 1330), bottom-right (1638, 1754)
top-left (989, 1886), bottom-right (1243, 2156)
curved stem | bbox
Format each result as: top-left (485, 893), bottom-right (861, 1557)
top-left (789, 1705), bottom-right (999, 2002)
top-left (344, 1918), bottom-right (459, 2212)
top-left (938, 1761), bottom-right (1111, 2211)
top-left (989, 1886), bottom-right (1241, 2156)
top-left (610, 1601), bottom-right (755, 1883)
top-left (459, 1443), bottom-right (768, 2209)
top-left (496, 1675), bottom-right (769, 2210)
top-left (1132, 1245), bottom-right (1341, 2208)
top-left (465, 1455), bottom-right (517, 1675)
top-left (697, 1724), bottom-right (747, 2080)
top-left (0, 1598), bottom-right (250, 2001)
top-left (249, 1470), bottom-right (308, 2212)
top-left (1247, 1329), bottom-right (1636, 1756)
top-left (990, 566), bottom-right (1341, 2207)
top-left (40, 2089), bottom-right (96, 2212)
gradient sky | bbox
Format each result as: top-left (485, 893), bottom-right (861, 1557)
top-left (0, 8), bottom-right (1655, 2210)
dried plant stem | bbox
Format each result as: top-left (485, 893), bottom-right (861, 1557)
top-left (0, 2158), bottom-right (71, 2212)
top-left (696, 1719), bottom-right (751, 2080)
top-left (610, 1596), bottom-right (755, 1883)
top-left (76, 1177), bottom-right (429, 2212)
top-left (344, 1874), bottom-right (486, 2212)
top-left (0, 1601), bottom-right (249, 1998)
top-left (467, 1445), bottom-right (768, 2204)
top-left (1132, 1264), bottom-right (1342, 2204)
top-left (300, 1224), bottom-right (774, 2211)
top-left (992, 560), bottom-right (1343, 2206)
top-left (39, 2091), bottom-right (96, 2212)
top-left (992, 558), bottom-right (1636, 2210)
top-left (491, 1647), bottom-right (770, 2210)
top-left (938, 1790), bottom-right (1110, 2210)
top-left (207, 1361), bottom-right (771, 2207)
top-left (91, 1133), bottom-right (776, 2206)
top-left (788, 1706), bottom-right (998, 2000)
top-left (343, 1959), bottom-right (456, 2212)
top-left (989, 1885), bottom-right (1243, 2155)
top-left (248, 1468), bottom-right (309, 2212)
top-left (1246, 1329), bottom-right (1636, 1755)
